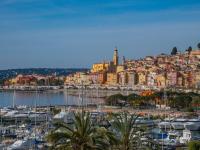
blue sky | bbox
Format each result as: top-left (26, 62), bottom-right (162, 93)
top-left (0, 0), bottom-right (200, 69)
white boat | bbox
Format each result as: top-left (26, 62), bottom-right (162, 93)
top-left (164, 117), bottom-right (174, 122)
top-left (184, 122), bottom-right (200, 131)
top-left (171, 122), bottom-right (184, 130)
top-left (7, 139), bottom-right (34, 150)
top-left (29, 112), bottom-right (48, 123)
top-left (173, 118), bottom-right (188, 122)
top-left (0, 107), bottom-right (11, 115)
top-left (135, 117), bottom-right (154, 126)
top-left (4, 110), bottom-right (18, 117)
top-left (158, 121), bottom-right (171, 129)
top-left (180, 129), bottom-right (200, 144)
top-left (53, 111), bottom-right (74, 124)
top-left (187, 118), bottom-right (200, 123)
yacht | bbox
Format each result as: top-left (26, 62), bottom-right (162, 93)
top-left (187, 118), bottom-right (200, 123)
top-left (29, 112), bottom-right (48, 123)
top-left (158, 121), bottom-right (171, 129)
top-left (180, 129), bottom-right (200, 144)
top-left (162, 131), bottom-right (181, 146)
top-left (171, 122), bottom-right (185, 130)
top-left (0, 125), bottom-right (17, 138)
top-left (7, 139), bottom-right (34, 150)
top-left (135, 117), bottom-right (155, 127)
top-left (4, 110), bottom-right (18, 117)
top-left (53, 111), bottom-right (74, 124)
top-left (173, 118), bottom-right (188, 122)
top-left (184, 122), bottom-right (200, 131)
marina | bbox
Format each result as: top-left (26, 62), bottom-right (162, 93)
top-left (0, 90), bottom-right (199, 149)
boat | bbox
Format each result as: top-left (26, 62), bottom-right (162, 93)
top-left (53, 111), bottom-right (74, 124)
top-left (151, 128), bottom-right (168, 139)
top-left (4, 110), bottom-right (18, 117)
top-left (7, 139), bottom-right (34, 150)
top-left (158, 130), bottom-right (181, 147)
top-left (184, 122), bottom-right (200, 131)
top-left (173, 118), bottom-right (188, 122)
top-left (187, 118), bottom-right (200, 123)
top-left (158, 121), bottom-right (171, 129)
top-left (171, 122), bottom-right (185, 130)
top-left (28, 112), bottom-right (48, 123)
top-left (179, 129), bottom-right (200, 144)
top-left (135, 117), bottom-right (155, 127)
top-left (0, 125), bottom-right (17, 138)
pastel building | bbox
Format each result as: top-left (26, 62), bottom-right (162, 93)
top-left (167, 72), bottom-right (177, 87)
top-left (106, 73), bottom-right (118, 85)
top-left (137, 72), bottom-right (147, 85)
top-left (147, 72), bottom-right (157, 87)
top-left (118, 71), bottom-right (128, 86)
top-left (156, 73), bottom-right (166, 87)
top-left (127, 71), bottom-right (137, 87)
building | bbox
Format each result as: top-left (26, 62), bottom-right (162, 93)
top-left (116, 65), bottom-right (125, 73)
top-left (147, 72), bottom-right (157, 87)
top-left (91, 62), bottom-right (110, 73)
top-left (118, 71), bottom-right (128, 86)
top-left (167, 72), bottom-right (177, 87)
top-left (127, 71), bottom-right (137, 87)
top-left (156, 73), bottom-right (166, 87)
top-left (190, 50), bottom-right (200, 59)
top-left (137, 72), bottom-right (146, 85)
top-left (113, 47), bottom-right (119, 66)
top-left (106, 73), bottom-right (118, 85)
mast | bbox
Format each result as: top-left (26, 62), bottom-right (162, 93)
top-left (34, 86), bottom-right (38, 149)
top-left (81, 81), bottom-right (84, 113)
top-left (12, 88), bottom-right (16, 108)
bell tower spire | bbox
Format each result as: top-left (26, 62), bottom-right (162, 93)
top-left (113, 47), bottom-right (119, 66)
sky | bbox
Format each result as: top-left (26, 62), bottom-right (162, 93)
top-left (0, 0), bottom-right (200, 69)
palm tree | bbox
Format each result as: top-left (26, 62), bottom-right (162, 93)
top-left (47, 111), bottom-right (117, 150)
top-left (110, 112), bottom-right (144, 150)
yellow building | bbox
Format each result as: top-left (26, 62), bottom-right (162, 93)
top-left (137, 72), bottom-right (146, 85)
top-left (156, 74), bottom-right (166, 87)
top-left (9, 78), bottom-right (18, 85)
top-left (106, 73), bottom-right (118, 85)
top-left (91, 47), bottom-right (120, 73)
top-left (190, 50), bottom-right (200, 59)
top-left (91, 62), bottom-right (110, 73)
top-left (116, 65), bottom-right (125, 73)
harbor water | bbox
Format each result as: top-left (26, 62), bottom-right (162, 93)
top-left (0, 90), bottom-right (105, 107)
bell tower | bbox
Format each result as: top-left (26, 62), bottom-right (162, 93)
top-left (113, 47), bottom-right (119, 66)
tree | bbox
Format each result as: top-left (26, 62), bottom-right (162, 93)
top-left (110, 112), bottom-right (145, 150)
top-left (188, 141), bottom-right (200, 150)
top-left (171, 47), bottom-right (178, 55)
top-left (197, 43), bottom-right (200, 50)
top-left (186, 46), bottom-right (192, 53)
top-left (106, 94), bottom-right (127, 106)
top-left (47, 112), bottom-right (116, 150)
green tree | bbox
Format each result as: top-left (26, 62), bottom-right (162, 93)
top-left (171, 47), bottom-right (178, 55)
top-left (127, 93), bottom-right (141, 107)
top-left (110, 112), bottom-right (144, 150)
top-left (47, 112), bottom-right (116, 150)
top-left (197, 43), bottom-right (200, 50)
top-left (187, 46), bottom-right (192, 53)
top-left (188, 141), bottom-right (200, 150)
top-left (106, 94), bottom-right (127, 106)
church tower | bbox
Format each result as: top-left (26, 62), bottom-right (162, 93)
top-left (113, 47), bottom-right (119, 66)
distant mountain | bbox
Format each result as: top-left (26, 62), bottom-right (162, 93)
top-left (0, 68), bottom-right (89, 80)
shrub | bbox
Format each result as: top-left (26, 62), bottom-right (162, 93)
top-left (188, 141), bottom-right (200, 150)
